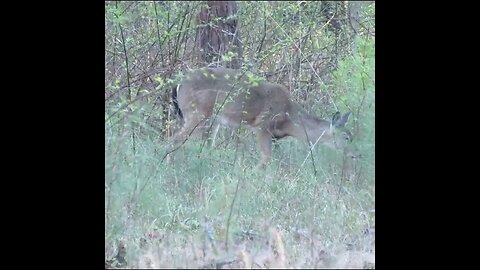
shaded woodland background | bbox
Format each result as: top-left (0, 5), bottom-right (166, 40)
top-left (105, 1), bottom-right (374, 140)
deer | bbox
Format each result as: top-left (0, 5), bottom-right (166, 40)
top-left (166, 67), bottom-right (360, 168)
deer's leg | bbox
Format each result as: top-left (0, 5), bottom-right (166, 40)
top-left (173, 113), bottom-right (206, 144)
top-left (256, 128), bottom-right (273, 168)
top-left (166, 114), bottom-right (206, 163)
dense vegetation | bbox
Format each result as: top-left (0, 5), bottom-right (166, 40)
top-left (105, 1), bottom-right (375, 268)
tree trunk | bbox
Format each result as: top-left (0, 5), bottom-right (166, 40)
top-left (194, 1), bottom-right (243, 69)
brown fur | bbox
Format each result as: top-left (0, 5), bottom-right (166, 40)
top-left (169, 67), bottom-right (358, 167)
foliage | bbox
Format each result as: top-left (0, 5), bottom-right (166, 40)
top-left (105, 1), bottom-right (375, 268)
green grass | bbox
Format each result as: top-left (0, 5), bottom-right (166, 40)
top-left (105, 118), bottom-right (375, 268)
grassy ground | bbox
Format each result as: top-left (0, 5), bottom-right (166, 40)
top-left (105, 122), bottom-right (375, 268)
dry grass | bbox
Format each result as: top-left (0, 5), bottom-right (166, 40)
top-left (105, 222), bottom-right (375, 269)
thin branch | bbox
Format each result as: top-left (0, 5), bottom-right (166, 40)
top-left (256, 7), bottom-right (267, 56)
top-left (160, 121), bottom-right (203, 163)
top-left (224, 168), bottom-right (244, 253)
top-left (115, 1), bottom-right (132, 102)
top-left (153, 1), bottom-right (165, 65)
top-left (105, 91), bottom-right (157, 123)
top-left (174, 5), bottom-right (190, 61)
top-left (265, 9), bottom-right (339, 111)
top-left (298, 116), bottom-right (318, 176)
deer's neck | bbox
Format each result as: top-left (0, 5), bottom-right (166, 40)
top-left (287, 109), bottom-right (331, 144)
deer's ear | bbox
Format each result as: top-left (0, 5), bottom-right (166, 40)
top-left (340, 112), bottom-right (352, 125)
top-left (333, 112), bottom-right (351, 127)
top-left (332, 111), bottom-right (341, 125)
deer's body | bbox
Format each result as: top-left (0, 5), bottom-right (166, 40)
top-left (169, 67), bottom-right (357, 167)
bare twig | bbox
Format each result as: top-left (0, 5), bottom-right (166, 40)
top-left (224, 169), bottom-right (245, 253)
top-left (160, 120), bottom-right (203, 163)
top-left (266, 9), bottom-right (339, 111)
top-left (153, 1), bottom-right (165, 65)
top-left (298, 116), bottom-right (318, 176)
